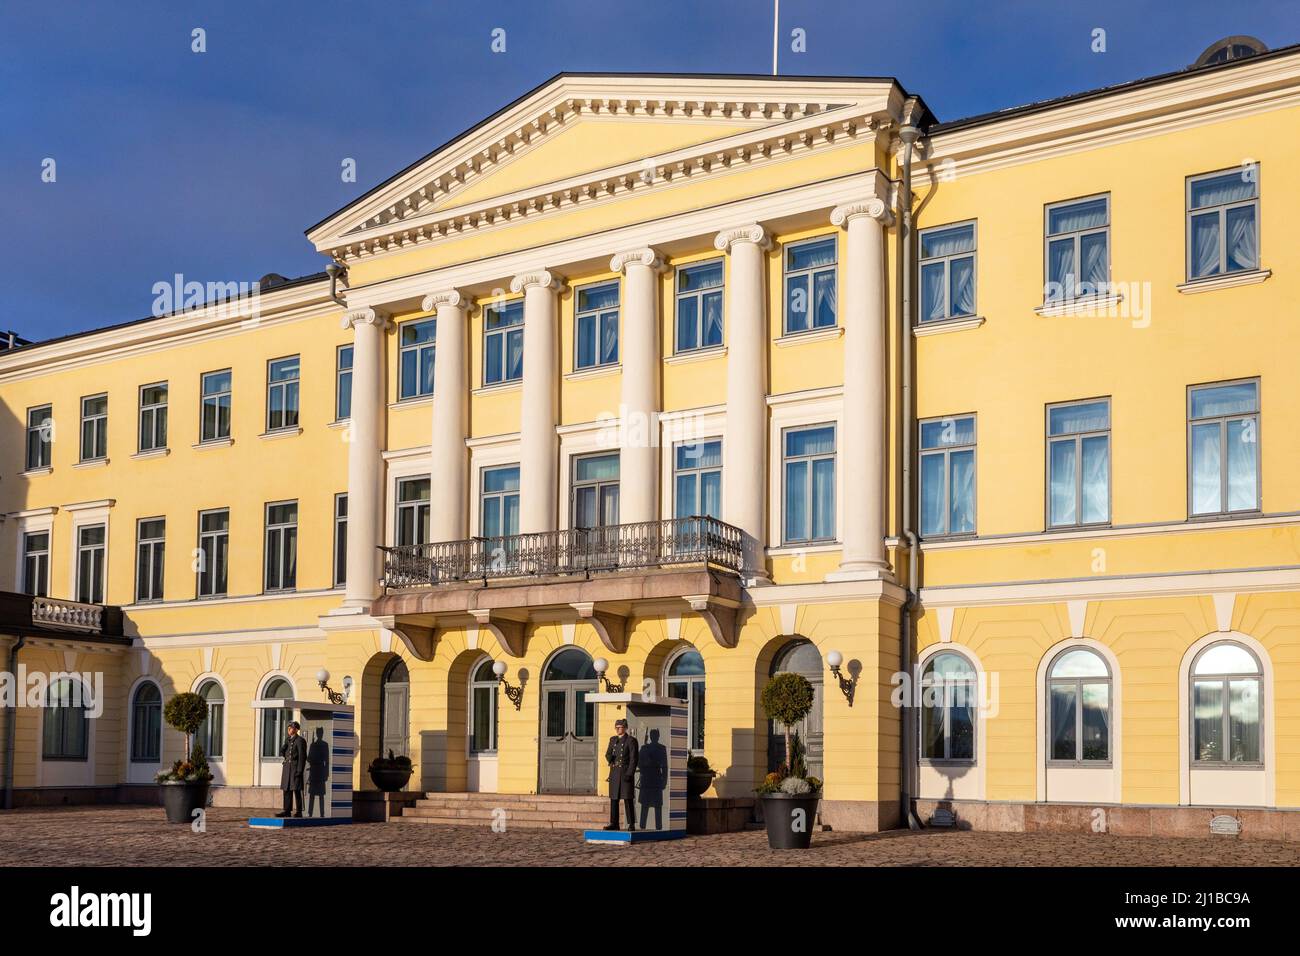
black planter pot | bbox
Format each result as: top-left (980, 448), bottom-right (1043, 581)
top-left (760, 793), bottom-right (821, 849)
top-left (686, 770), bottom-right (716, 801)
top-left (369, 766), bottom-right (413, 793)
top-left (160, 781), bottom-right (210, 824)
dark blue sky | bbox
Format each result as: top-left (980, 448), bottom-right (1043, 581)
top-left (2, 1), bottom-right (1297, 342)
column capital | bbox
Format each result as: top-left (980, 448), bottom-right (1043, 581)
top-left (340, 306), bottom-right (390, 331)
top-left (509, 269), bottom-right (565, 294)
top-left (714, 223), bottom-right (771, 252)
top-left (609, 247), bottom-right (666, 274)
top-left (420, 288), bottom-right (469, 312)
top-left (831, 199), bottom-right (895, 228)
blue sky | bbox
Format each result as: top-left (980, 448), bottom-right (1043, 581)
top-left (2, 0), bottom-right (1297, 342)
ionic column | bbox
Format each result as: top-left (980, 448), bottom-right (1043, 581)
top-left (610, 248), bottom-right (665, 525)
top-left (342, 306), bottom-right (390, 608)
top-left (714, 224), bottom-right (771, 574)
top-left (511, 270), bottom-right (563, 534)
top-left (423, 289), bottom-right (470, 542)
top-left (831, 199), bottom-right (894, 576)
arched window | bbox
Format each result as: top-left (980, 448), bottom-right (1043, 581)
top-left (544, 648), bottom-right (597, 682)
top-left (260, 677), bottom-right (293, 759)
top-left (920, 652), bottom-right (976, 762)
top-left (1191, 642), bottom-right (1262, 765)
top-left (196, 680), bottom-right (225, 759)
top-left (130, 682), bottom-right (162, 763)
top-left (469, 658), bottom-right (499, 754)
top-left (1047, 648), bottom-right (1111, 764)
top-left (43, 678), bottom-right (90, 761)
top-left (665, 648), bottom-right (705, 753)
top-left (380, 657), bottom-right (411, 759)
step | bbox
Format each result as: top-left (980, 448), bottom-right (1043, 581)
top-left (396, 815), bottom-right (596, 830)
top-left (412, 792), bottom-right (604, 805)
top-left (405, 805), bottom-right (606, 823)
top-left (412, 798), bottom-right (604, 813)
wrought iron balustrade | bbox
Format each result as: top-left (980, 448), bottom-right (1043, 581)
top-left (379, 515), bottom-right (743, 589)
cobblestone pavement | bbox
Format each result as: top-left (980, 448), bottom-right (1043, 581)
top-left (0, 806), bottom-right (1296, 866)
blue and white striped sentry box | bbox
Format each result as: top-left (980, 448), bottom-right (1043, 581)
top-left (248, 698), bottom-right (356, 827)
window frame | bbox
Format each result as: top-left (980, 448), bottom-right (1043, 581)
top-left (782, 234), bottom-right (839, 335)
top-left (335, 344), bottom-right (354, 421)
top-left (398, 318), bottom-right (436, 400)
top-left (672, 438), bottom-right (723, 521)
top-left (42, 678), bottom-right (90, 761)
top-left (26, 404), bottom-right (52, 471)
top-left (1189, 641), bottom-right (1264, 768)
top-left (573, 280), bottom-right (620, 371)
top-left (918, 651), bottom-right (978, 766)
top-left (75, 523), bottom-right (106, 605)
top-left (200, 368), bottom-right (233, 443)
top-left (263, 500), bottom-right (299, 593)
top-left (1186, 377), bottom-right (1261, 519)
top-left (396, 477), bottom-right (432, 547)
top-left (781, 423), bottom-right (837, 546)
top-left (134, 517), bottom-right (166, 604)
top-left (265, 355), bottom-right (301, 433)
top-left (1043, 193), bottom-right (1111, 303)
top-left (196, 679), bottom-right (226, 760)
top-left (79, 393), bottom-right (108, 462)
top-left (663, 646), bottom-right (707, 755)
top-left (129, 681), bottom-right (163, 763)
top-left (674, 258), bottom-right (725, 354)
top-left (918, 413), bottom-right (977, 539)
top-left (22, 531), bottom-right (50, 598)
top-left (333, 493), bottom-right (348, 589)
top-left (1045, 397), bottom-right (1112, 530)
top-left (918, 220), bottom-right (978, 323)
top-left (468, 656), bottom-right (500, 755)
top-left (570, 452), bottom-right (621, 530)
top-left (1185, 166), bottom-right (1261, 281)
top-left (138, 381), bottom-right (168, 452)
top-left (479, 465), bottom-right (521, 540)
top-left (1045, 648), bottom-right (1114, 768)
top-left (197, 508), bottom-right (230, 599)
top-left (482, 301), bottom-right (524, 387)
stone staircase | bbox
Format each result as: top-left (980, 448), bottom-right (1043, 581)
top-left (396, 792), bottom-right (609, 830)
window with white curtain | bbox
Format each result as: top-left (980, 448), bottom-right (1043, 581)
top-left (265, 356), bottom-right (300, 432)
top-left (675, 260), bottom-right (724, 353)
top-left (783, 236), bottom-right (837, 333)
top-left (260, 678), bottom-right (292, 759)
top-left (1188, 380), bottom-right (1259, 517)
top-left (196, 679), bottom-right (225, 759)
top-left (919, 222), bottom-right (976, 322)
top-left (574, 282), bottom-right (619, 370)
top-left (920, 652), bottom-right (976, 762)
top-left (469, 657), bottom-right (499, 753)
top-left (1187, 168), bottom-right (1260, 280)
top-left (1044, 195), bottom-right (1110, 302)
top-left (480, 466), bottom-right (520, 538)
top-left (782, 425), bottom-right (836, 544)
top-left (665, 648), bottom-right (706, 753)
top-left (483, 301), bottom-right (523, 385)
top-left (399, 319), bottom-right (436, 399)
top-left (919, 415), bottom-right (976, 537)
top-left (1191, 642), bottom-right (1262, 765)
top-left (396, 477), bottom-right (431, 546)
top-left (263, 501), bottom-right (298, 592)
top-left (1047, 649), bottom-right (1111, 765)
top-left (1047, 399), bottom-right (1110, 528)
top-left (673, 439), bottom-right (722, 520)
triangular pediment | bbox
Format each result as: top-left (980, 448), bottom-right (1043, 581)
top-left (307, 73), bottom-right (904, 259)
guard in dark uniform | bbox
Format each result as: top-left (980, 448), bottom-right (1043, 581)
top-left (277, 720), bottom-right (307, 818)
top-left (604, 718), bottom-right (639, 830)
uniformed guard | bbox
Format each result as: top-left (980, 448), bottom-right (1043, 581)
top-left (603, 718), bottom-right (639, 830)
top-left (276, 720), bottom-right (307, 818)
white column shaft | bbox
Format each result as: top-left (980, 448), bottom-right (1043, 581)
top-left (343, 309), bottom-right (388, 607)
top-left (516, 274), bottom-right (561, 534)
top-left (613, 250), bottom-right (662, 524)
top-left (428, 293), bottom-right (469, 542)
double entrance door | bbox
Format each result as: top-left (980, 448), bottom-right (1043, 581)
top-left (539, 681), bottom-right (598, 794)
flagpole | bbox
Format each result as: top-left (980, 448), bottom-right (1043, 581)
top-left (772, 0), bottom-right (779, 75)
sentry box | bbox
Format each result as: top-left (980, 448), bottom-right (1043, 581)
top-left (583, 691), bottom-right (689, 845)
top-left (248, 699), bottom-right (356, 829)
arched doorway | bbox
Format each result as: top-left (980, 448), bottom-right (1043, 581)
top-left (379, 658), bottom-right (410, 760)
top-left (539, 648), bottom-right (598, 794)
top-left (767, 640), bottom-right (823, 779)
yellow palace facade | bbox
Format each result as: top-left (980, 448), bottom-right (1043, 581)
top-left (3, 37), bottom-right (1300, 836)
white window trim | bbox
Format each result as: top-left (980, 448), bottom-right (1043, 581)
top-left (385, 455), bottom-right (434, 547)
top-left (1043, 192), bottom-right (1112, 305)
top-left (190, 672), bottom-right (229, 783)
top-left (126, 676), bottom-right (164, 768)
top-left (572, 279), bottom-right (621, 372)
top-left (766, 390), bottom-right (844, 551)
top-left (65, 500), bottom-right (113, 606)
top-left (1185, 167), bottom-right (1262, 283)
top-left (557, 425), bottom-right (620, 532)
top-left (658, 407), bottom-right (727, 520)
top-left (914, 642), bottom-right (988, 802)
top-left (10, 508), bottom-right (56, 593)
top-left (467, 435), bottom-right (522, 538)
top-left (781, 233), bottom-right (839, 336)
top-left (467, 653), bottom-right (500, 757)
top-left (1033, 638), bottom-right (1123, 804)
top-left (917, 219), bottom-right (978, 324)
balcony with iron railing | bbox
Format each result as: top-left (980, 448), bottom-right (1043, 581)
top-left (380, 515), bottom-right (744, 590)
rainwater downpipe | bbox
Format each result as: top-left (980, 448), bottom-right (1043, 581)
top-left (897, 115), bottom-right (925, 830)
top-left (2, 635), bottom-right (26, 810)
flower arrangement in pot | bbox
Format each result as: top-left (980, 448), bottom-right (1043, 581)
top-left (155, 692), bottom-right (214, 824)
top-left (368, 749), bottom-right (414, 792)
top-left (686, 755), bottom-right (717, 802)
top-left (756, 671), bottom-right (822, 849)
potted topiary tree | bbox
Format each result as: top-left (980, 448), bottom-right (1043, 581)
top-left (155, 692), bottom-right (213, 823)
top-left (368, 750), bottom-right (414, 792)
top-left (756, 671), bottom-right (822, 849)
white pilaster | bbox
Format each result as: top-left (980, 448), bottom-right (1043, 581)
top-left (610, 248), bottom-right (665, 525)
top-left (714, 223), bottom-right (771, 575)
top-left (341, 306), bottom-right (390, 608)
top-left (512, 270), bottom-right (563, 534)
top-left (423, 289), bottom-right (470, 542)
top-left (830, 198), bottom-right (894, 577)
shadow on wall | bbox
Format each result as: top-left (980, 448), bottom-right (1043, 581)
top-left (925, 762), bottom-right (974, 829)
top-left (419, 729), bottom-right (448, 792)
top-left (0, 389), bottom-right (32, 591)
top-left (719, 727), bottom-right (759, 799)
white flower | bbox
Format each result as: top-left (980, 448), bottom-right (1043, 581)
top-left (779, 776), bottom-right (812, 795)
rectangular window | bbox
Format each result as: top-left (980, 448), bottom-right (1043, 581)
top-left (1047, 399), bottom-right (1111, 528)
top-left (1189, 380), bottom-right (1260, 517)
top-left (1045, 195), bottom-right (1110, 302)
top-left (266, 356), bottom-right (300, 432)
top-left (336, 345), bottom-right (353, 420)
top-left (264, 501), bottom-right (298, 592)
top-left (1187, 168), bottom-right (1260, 280)
top-left (574, 282), bottom-right (619, 370)
top-left (333, 493), bottom-right (348, 588)
top-left (200, 369), bottom-right (232, 442)
top-left (399, 319), bottom-right (436, 399)
top-left (138, 382), bottom-right (168, 452)
top-left (135, 518), bottom-right (166, 603)
top-left (26, 405), bottom-right (52, 471)
top-left (784, 236), bottom-right (837, 334)
top-left (80, 394), bottom-right (108, 462)
top-left (483, 303), bottom-right (523, 386)
top-left (197, 509), bottom-right (229, 598)
top-left (396, 478), bottom-right (431, 546)
top-left (919, 222), bottom-right (977, 322)
top-left (572, 453), bottom-right (621, 529)
top-left (42, 681), bottom-right (88, 761)
top-left (480, 466), bottom-right (520, 538)
top-left (675, 260), bottom-right (724, 353)
top-left (673, 440), bottom-right (722, 520)
top-left (22, 531), bottom-right (50, 597)
top-left (76, 524), bottom-right (106, 605)
top-left (783, 425), bottom-right (836, 544)
top-left (919, 415), bottom-right (976, 537)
